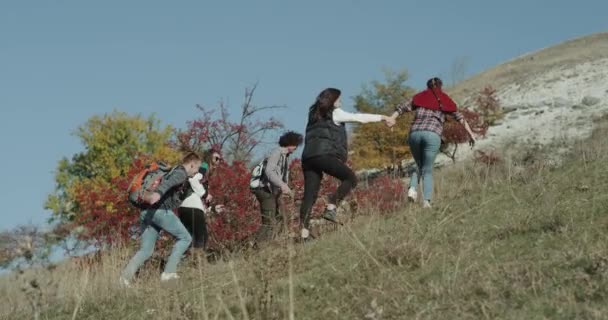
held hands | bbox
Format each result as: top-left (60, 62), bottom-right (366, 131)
top-left (382, 115), bottom-right (396, 128)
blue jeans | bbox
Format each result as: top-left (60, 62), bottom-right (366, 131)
top-left (408, 130), bottom-right (442, 201)
top-left (121, 209), bottom-right (192, 280)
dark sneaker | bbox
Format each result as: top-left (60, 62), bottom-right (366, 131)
top-left (322, 208), bottom-right (341, 224)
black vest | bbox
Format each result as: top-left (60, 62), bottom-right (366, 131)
top-left (301, 106), bottom-right (348, 162)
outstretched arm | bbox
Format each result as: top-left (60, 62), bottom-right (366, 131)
top-left (332, 108), bottom-right (383, 123)
top-left (452, 112), bottom-right (476, 146)
top-left (333, 108), bottom-right (395, 127)
top-left (390, 101), bottom-right (412, 120)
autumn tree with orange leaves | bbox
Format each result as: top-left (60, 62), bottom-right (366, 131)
top-left (350, 70), bottom-right (416, 169)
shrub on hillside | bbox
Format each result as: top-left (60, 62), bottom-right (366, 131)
top-left (69, 139), bottom-right (406, 253)
top-left (441, 108), bottom-right (488, 162)
top-left (476, 86), bottom-right (503, 126)
top-left (74, 155), bottom-right (405, 250)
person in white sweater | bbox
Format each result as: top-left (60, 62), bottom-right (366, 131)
top-left (299, 88), bottom-right (395, 240)
top-left (178, 149), bottom-right (222, 251)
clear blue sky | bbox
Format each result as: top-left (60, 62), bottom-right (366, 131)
top-left (1, 0), bottom-right (606, 231)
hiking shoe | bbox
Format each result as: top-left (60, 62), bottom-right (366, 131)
top-left (300, 228), bottom-right (316, 243)
top-left (301, 228), bottom-right (310, 239)
top-left (407, 188), bottom-right (417, 202)
top-left (119, 276), bottom-right (131, 288)
top-left (322, 207), bottom-right (340, 224)
top-left (160, 272), bottom-right (179, 281)
top-left (422, 200), bottom-right (432, 209)
top-left (300, 228), bottom-right (311, 241)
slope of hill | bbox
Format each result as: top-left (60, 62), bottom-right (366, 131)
top-left (437, 32), bottom-right (608, 167)
top-left (450, 32), bottom-right (608, 101)
top-left (3, 114), bottom-right (607, 320)
top-left (3, 33), bottom-right (608, 320)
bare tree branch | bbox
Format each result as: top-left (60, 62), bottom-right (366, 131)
top-left (182, 84), bottom-right (285, 163)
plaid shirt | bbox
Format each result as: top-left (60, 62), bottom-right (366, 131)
top-left (395, 101), bottom-right (464, 136)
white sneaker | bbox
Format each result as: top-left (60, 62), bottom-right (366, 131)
top-left (160, 272), bottom-right (179, 281)
top-left (119, 276), bottom-right (131, 288)
top-left (300, 228), bottom-right (310, 239)
top-left (422, 200), bottom-right (432, 209)
top-left (407, 188), bottom-right (417, 202)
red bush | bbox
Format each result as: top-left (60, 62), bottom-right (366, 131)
top-left (352, 175), bottom-right (405, 212)
top-left (443, 108), bottom-right (488, 145)
top-left (73, 156), bottom-right (150, 244)
top-left (72, 104), bottom-right (409, 249)
top-left (204, 161), bottom-right (260, 248)
top-left (74, 154), bottom-right (408, 249)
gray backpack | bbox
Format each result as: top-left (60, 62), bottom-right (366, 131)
top-left (127, 161), bottom-right (175, 207)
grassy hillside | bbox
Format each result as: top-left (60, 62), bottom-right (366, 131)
top-left (4, 31), bottom-right (608, 320)
top-left (448, 32), bottom-right (608, 101)
top-left (2, 111), bottom-right (608, 319)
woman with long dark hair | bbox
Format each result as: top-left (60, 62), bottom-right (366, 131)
top-left (299, 88), bottom-right (395, 240)
top-left (389, 77), bottom-right (476, 208)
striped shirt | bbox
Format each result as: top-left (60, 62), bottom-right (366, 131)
top-left (395, 101), bottom-right (464, 136)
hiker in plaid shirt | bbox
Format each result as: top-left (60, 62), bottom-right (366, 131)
top-left (390, 77), bottom-right (476, 208)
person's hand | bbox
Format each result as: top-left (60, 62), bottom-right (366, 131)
top-left (205, 194), bottom-right (213, 204)
top-left (214, 204), bottom-right (225, 214)
top-left (146, 192), bottom-right (161, 205)
top-left (383, 116), bottom-right (396, 128)
top-left (280, 184), bottom-right (293, 197)
top-left (468, 136), bottom-right (476, 148)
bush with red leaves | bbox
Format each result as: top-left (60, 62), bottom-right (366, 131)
top-left (72, 156), bottom-right (151, 244)
top-left (71, 98), bottom-right (408, 250)
top-left (74, 155), bottom-right (407, 249)
top-left (204, 161), bottom-right (260, 249)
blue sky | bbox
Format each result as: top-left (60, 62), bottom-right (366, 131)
top-left (1, 0), bottom-right (606, 231)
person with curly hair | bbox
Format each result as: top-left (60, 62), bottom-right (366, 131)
top-left (250, 131), bottom-right (303, 242)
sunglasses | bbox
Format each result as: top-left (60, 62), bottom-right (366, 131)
top-left (213, 155), bottom-right (223, 163)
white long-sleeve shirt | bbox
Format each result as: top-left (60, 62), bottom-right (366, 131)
top-left (180, 173), bottom-right (206, 211)
top-left (332, 108), bottom-right (384, 125)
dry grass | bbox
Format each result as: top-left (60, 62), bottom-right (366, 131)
top-left (3, 118), bottom-right (608, 319)
top-left (448, 32), bottom-right (608, 102)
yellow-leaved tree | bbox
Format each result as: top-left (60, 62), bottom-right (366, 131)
top-left (350, 70), bottom-right (416, 169)
top-left (45, 110), bottom-right (180, 223)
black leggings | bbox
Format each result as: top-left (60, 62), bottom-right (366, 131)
top-left (299, 156), bottom-right (357, 229)
top-left (178, 207), bottom-right (208, 249)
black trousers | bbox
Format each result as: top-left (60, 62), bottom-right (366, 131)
top-left (177, 207), bottom-right (208, 249)
top-left (299, 156), bottom-right (357, 228)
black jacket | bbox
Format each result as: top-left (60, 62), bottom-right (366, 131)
top-left (301, 106), bottom-right (348, 162)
